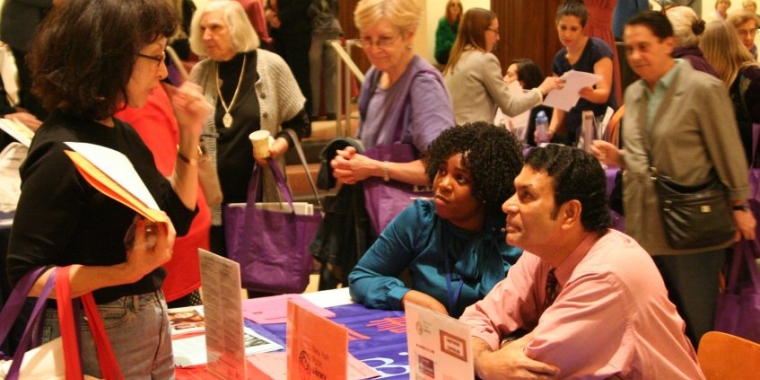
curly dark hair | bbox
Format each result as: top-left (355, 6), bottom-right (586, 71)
top-left (28, 0), bottom-right (177, 121)
top-left (423, 122), bottom-right (523, 217)
top-left (524, 144), bottom-right (611, 234)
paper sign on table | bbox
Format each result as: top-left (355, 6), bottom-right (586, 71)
top-left (287, 300), bottom-right (348, 380)
top-left (542, 70), bottom-right (602, 112)
top-left (199, 249), bottom-right (248, 379)
top-left (405, 302), bottom-right (474, 380)
top-left (242, 294), bottom-right (335, 324)
top-left (63, 142), bottom-right (166, 223)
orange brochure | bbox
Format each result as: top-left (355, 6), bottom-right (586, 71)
top-left (64, 149), bottom-right (167, 223)
top-left (286, 300), bottom-right (348, 380)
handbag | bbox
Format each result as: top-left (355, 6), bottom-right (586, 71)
top-left (748, 123), bottom-right (760, 257)
top-left (714, 239), bottom-right (760, 343)
top-left (224, 132), bottom-right (322, 294)
top-left (653, 170), bottom-right (735, 250)
top-left (0, 267), bottom-right (123, 379)
top-left (643, 118), bottom-right (735, 250)
top-left (363, 143), bottom-right (432, 236)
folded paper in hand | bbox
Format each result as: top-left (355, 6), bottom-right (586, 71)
top-left (63, 142), bottom-right (167, 223)
top-left (0, 118), bottom-right (34, 147)
top-left (543, 70), bottom-right (603, 112)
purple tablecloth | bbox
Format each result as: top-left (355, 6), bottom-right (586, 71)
top-left (246, 303), bottom-right (410, 379)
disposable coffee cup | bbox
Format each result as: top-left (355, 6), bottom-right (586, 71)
top-left (249, 130), bottom-right (271, 159)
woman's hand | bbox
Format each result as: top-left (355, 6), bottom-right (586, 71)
top-left (330, 146), bottom-right (380, 184)
top-left (590, 140), bottom-right (624, 167)
top-left (534, 128), bottom-right (554, 145)
top-left (170, 82), bottom-right (210, 144)
top-left (733, 209), bottom-right (757, 241)
top-left (254, 136), bottom-right (289, 167)
top-left (4, 112), bottom-right (42, 131)
top-left (578, 86), bottom-right (595, 100)
top-left (402, 290), bottom-right (448, 315)
top-left (537, 77), bottom-right (564, 96)
top-left (265, 9), bottom-right (281, 28)
top-left (125, 217), bottom-right (176, 282)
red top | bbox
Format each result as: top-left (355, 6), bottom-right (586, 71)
top-left (115, 85), bottom-right (211, 301)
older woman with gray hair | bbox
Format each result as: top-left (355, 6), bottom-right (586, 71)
top-left (188, 0), bottom-right (309, 259)
top-left (665, 5), bottom-right (719, 76)
top-left (330, 0), bottom-right (455, 234)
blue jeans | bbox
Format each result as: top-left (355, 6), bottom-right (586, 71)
top-left (39, 291), bottom-right (174, 379)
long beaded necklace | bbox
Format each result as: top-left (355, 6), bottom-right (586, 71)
top-left (215, 55), bottom-right (246, 128)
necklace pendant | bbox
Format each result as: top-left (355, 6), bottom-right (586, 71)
top-left (222, 112), bottom-right (233, 128)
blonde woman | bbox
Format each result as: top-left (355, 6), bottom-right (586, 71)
top-left (701, 19), bottom-right (760, 165)
top-left (331, 0), bottom-right (453, 189)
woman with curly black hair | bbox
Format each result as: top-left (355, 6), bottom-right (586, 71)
top-left (348, 122), bottom-right (524, 317)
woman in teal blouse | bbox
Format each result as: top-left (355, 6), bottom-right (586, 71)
top-left (435, 0), bottom-right (462, 65)
top-left (348, 122), bottom-right (524, 317)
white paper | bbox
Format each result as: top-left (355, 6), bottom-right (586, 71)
top-left (543, 70), bottom-right (602, 111)
top-left (198, 248), bottom-right (248, 379)
top-left (300, 287), bottom-right (354, 309)
top-left (405, 303), bottom-right (474, 380)
top-left (173, 327), bottom-right (283, 367)
top-left (64, 142), bottom-right (160, 210)
top-left (0, 118), bottom-right (33, 147)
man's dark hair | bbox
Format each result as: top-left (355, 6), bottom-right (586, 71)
top-left (626, 10), bottom-right (675, 40)
top-left (28, 0), bottom-right (177, 121)
top-left (524, 144), bottom-right (611, 234)
top-left (424, 122), bottom-right (523, 218)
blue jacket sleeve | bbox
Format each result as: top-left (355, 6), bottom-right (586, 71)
top-left (348, 201), bottom-right (426, 310)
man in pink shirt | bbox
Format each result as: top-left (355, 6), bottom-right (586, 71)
top-left (460, 145), bottom-right (705, 380)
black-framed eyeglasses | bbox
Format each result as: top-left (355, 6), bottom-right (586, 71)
top-left (137, 51), bottom-right (166, 67)
top-left (487, 28), bottom-right (500, 34)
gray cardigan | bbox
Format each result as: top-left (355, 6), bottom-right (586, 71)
top-left (190, 49), bottom-right (305, 224)
top-left (444, 49), bottom-right (542, 125)
top-left (622, 61), bottom-right (749, 255)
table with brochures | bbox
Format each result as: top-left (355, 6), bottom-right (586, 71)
top-left (174, 288), bottom-right (410, 380)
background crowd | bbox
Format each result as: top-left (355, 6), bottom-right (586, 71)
top-left (1, 0), bottom-right (759, 378)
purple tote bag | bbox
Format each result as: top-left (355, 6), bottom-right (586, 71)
top-left (363, 143), bottom-right (432, 236)
top-left (224, 161), bottom-right (321, 294)
top-left (714, 239), bottom-right (760, 343)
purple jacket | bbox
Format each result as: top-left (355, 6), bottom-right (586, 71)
top-left (673, 45), bottom-right (719, 78)
top-left (357, 55), bottom-right (454, 153)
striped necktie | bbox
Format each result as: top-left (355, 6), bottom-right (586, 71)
top-left (543, 269), bottom-right (558, 312)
